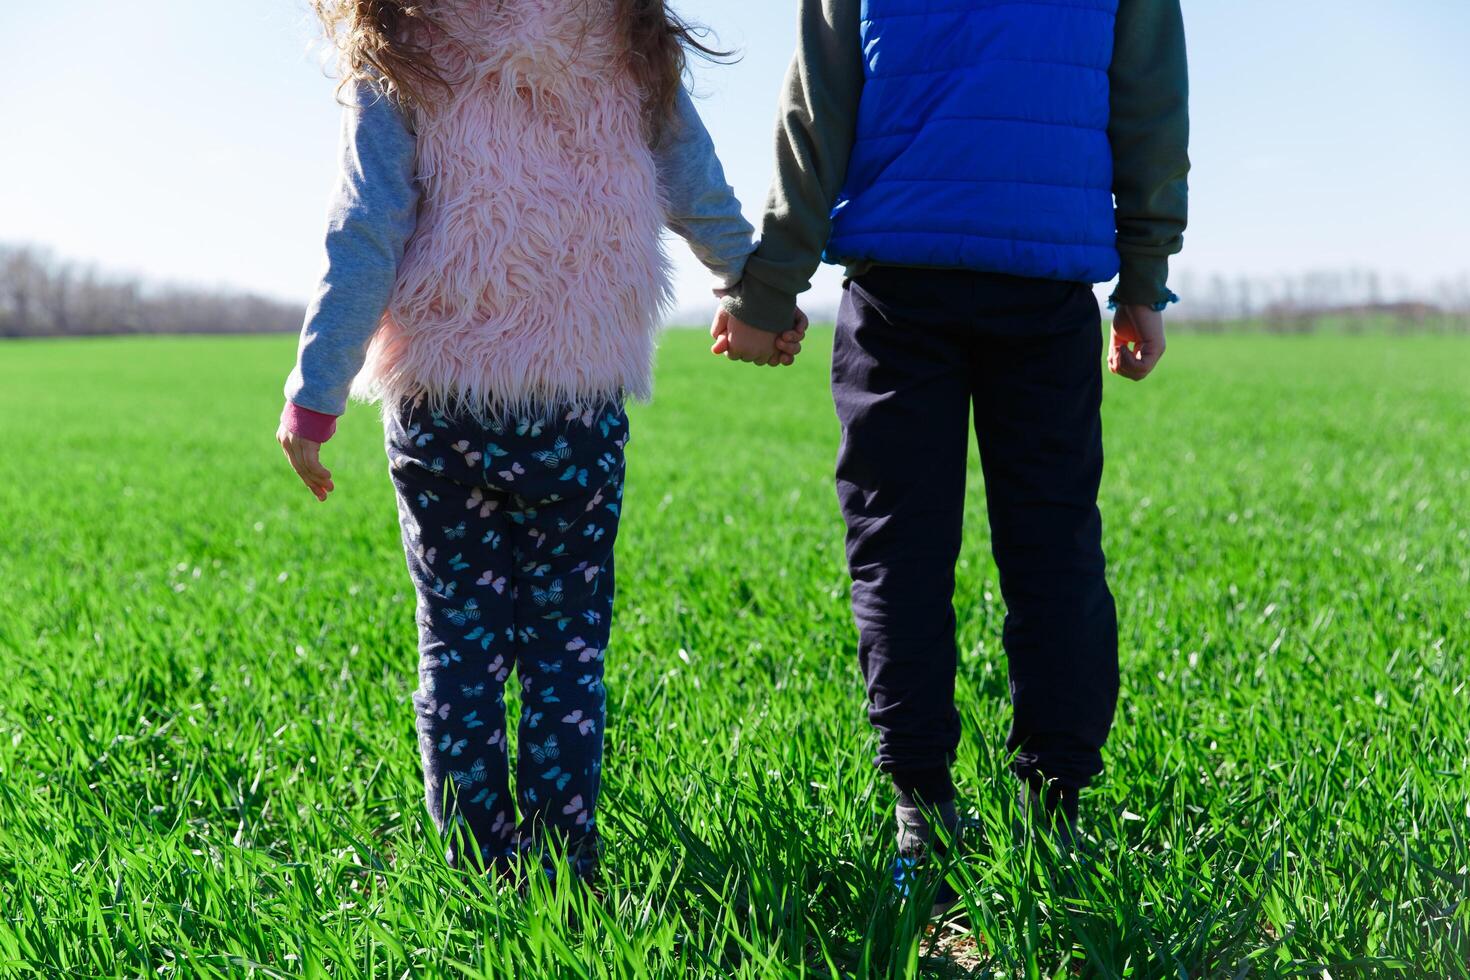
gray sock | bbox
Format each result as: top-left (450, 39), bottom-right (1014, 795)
top-left (896, 800), bottom-right (961, 860)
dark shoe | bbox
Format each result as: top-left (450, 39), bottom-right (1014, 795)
top-left (514, 830), bottom-right (601, 891)
top-left (1018, 780), bottom-right (1080, 850)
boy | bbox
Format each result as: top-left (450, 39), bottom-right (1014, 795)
top-left (713, 0), bottom-right (1189, 900)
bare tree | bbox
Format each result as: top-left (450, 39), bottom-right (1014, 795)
top-left (0, 248), bottom-right (50, 337)
top-left (0, 244), bottom-right (304, 338)
top-left (1172, 267), bottom-right (1468, 335)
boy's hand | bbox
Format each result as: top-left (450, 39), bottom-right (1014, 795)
top-left (711, 308), bottom-right (809, 366)
top-left (277, 425), bottom-right (334, 502)
top-left (1109, 304), bottom-right (1167, 381)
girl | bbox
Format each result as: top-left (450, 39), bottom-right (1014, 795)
top-left (277, 0), bottom-right (807, 880)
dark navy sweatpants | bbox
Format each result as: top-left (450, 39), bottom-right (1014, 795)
top-left (832, 267), bottom-right (1120, 792)
top-left (386, 394), bottom-right (628, 874)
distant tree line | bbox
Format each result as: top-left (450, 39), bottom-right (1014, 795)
top-left (5, 242), bottom-right (1468, 337)
top-left (0, 245), bottom-right (304, 338)
top-left (1171, 268), bottom-right (1470, 333)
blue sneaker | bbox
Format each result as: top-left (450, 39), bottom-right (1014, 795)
top-left (891, 855), bottom-right (961, 918)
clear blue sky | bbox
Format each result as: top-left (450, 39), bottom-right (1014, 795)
top-left (2, 1), bottom-right (1467, 318)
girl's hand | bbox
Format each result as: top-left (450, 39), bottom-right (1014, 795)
top-left (277, 425), bottom-right (335, 501)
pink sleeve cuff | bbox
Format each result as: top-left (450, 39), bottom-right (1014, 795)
top-left (281, 401), bottom-right (339, 443)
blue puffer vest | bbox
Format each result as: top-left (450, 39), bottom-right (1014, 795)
top-left (825, 0), bottom-right (1121, 284)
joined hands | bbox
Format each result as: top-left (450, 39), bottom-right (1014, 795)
top-left (711, 307), bottom-right (809, 366)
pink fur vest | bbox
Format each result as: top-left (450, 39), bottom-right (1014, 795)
top-left (353, 0), bottom-right (671, 419)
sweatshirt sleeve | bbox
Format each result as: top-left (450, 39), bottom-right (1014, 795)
top-left (721, 0), bottom-right (865, 333)
top-left (653, 87), bottom-right (756, 289)
top-left (283, 80), bottom-right (420, 429)
top-left (1108, 0), bottom-right (1190, 308)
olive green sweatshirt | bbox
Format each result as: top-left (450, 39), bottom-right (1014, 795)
top-left (724, 0), bottom-right (1191, 333)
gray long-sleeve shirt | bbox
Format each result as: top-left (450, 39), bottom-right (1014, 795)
top-left (285, 82), bottom-right (756, 418)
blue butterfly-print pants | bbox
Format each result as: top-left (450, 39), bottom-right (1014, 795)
top-left (385, 394), bottom-right (627, 876)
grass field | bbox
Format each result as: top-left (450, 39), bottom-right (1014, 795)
top-left (1, 331), bottom-right (1467, 978)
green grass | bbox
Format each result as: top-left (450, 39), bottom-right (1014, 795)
top-left (0, 331), bottom-right (1467, 978)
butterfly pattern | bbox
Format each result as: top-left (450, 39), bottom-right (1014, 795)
top-left (388, 395), bottom-right (626, 873)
